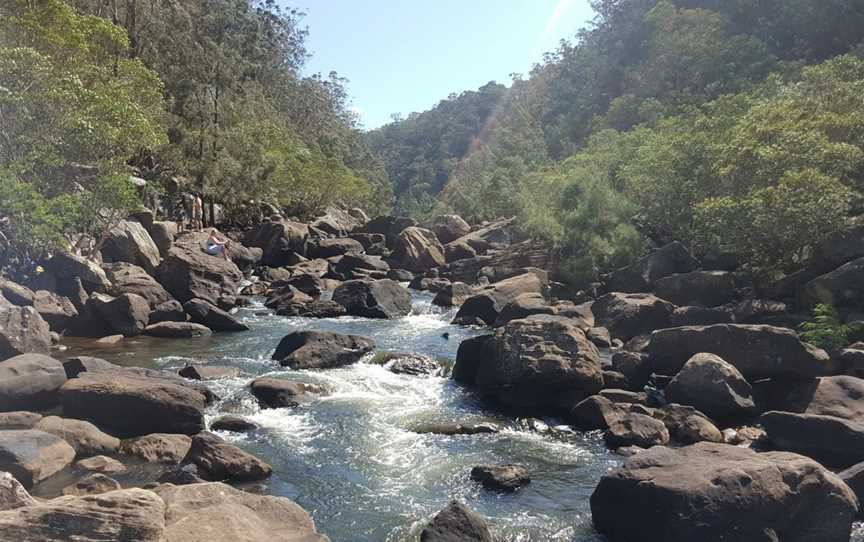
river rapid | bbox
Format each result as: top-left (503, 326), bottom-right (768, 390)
top-left (62, 290), bottom-right (624, 541)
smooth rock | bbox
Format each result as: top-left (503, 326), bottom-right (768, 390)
top-left (332, 279), bottom-right (412, 318)
top-left (250, 377), bottom-right (324, 408)
top-left (145, 321), bottom-right (212, 338)
top-left (34, 416), bottom-right (120, 457)
top-left (186, 432), bottom-right (272, 482)
top-left (592, 292), bottom-right (675, 341)
top-left (183, 299), bottom-right (248, 332)
top-left (120, 433), bottom-right (192, 464)
top-left (421, 500), bottom-right (492, 542)
top-left (665, 353), bottom-right (756, 421)
top-left (470, 464), bottom-right (530, 492)
top-left (0, 306), bottom-right (51, 361)
top-left (0, 353), bottom-right (66, 411)
top-left (272, 331), bottom-right (375, 369)
top-left (0, 429), bottom-right (76, 488)
top-left (62, 473), bottom-right (121, 496)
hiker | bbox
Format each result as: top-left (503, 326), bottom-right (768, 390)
top-left (191, 193), bottom-right (204, 231)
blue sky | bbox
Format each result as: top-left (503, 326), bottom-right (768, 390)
top-left (295, 1), bottom-right (595, 129)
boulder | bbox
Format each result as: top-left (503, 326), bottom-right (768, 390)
top-left (178, 365), bottom-right (239, 381)
top-left (0, 280), bottom-right (34, 307)
top-left (157, 463), bottom-right (206, 485)
top-left (648, 324), bottom-right (832, 380)
top-left (120, 433), bottom-right (192, 464)
top-left (145, 321), bottom-right (212, 338)
top-left (470, 465), bottom-right (530, 492)
top-left (89, 292), bottom-right (150, 336)
top-left (0, 354), bottom-right (66, 411)
top-left (453, 273), bottom-right (545, 326)
top-left (393, 227), bottom-right (446, 272)
top-left (186, 432), bottom-right (272, 482)
top-left (279, 273), bottom-right (325, 297)
top-left (588, 327), bottom-right (612, 348)
top-left (673, 413), bottom-right (724, 444)
top-left (328, 252), bottom-right (390, 281)
top-left (250, 377), bottom-right (324, 408)
top-left (592, 293), bottom-right (675, 341)
top-left (153, 481), bottom-right (327, 542)
top-left (604, 241), bottom-right (698, 293)
top-left (421, 500), bottom-right (492, 542)
top-left (803, 256), bottom-right (864, 307)
top-left (101, 219), bottom-right (161, 272)
top-left (568, 395), bottom-right (625, 431)
top-left (148, 221), bottom-right (177, 257)
top-left (611, 351), bottom-right (652, 392)
top-left (183, 299), bottom-right (248, 332)
top-left (412, 422), bottom-right (500, 435)
top-left (669, 305), bottom-right (732, 326)
top-left (0, 471), bottom-right (35, 510)
top-left (362, 215), bottom-right (417, 248)
top-left (75, 455), bottom-right (127, 474)
top-left (149, 299), bottom-right (186, 324)
top-left (0, 429), bottom-right (76, 488)
top-left (155, 240), bottom-right (243, 305)
top-left (310, 238), bottom-right (364, 258)
top-left (664, 353), bottom-right (756, 421)
top-left (492, 293), bottom-right (555, 327)
top-left (243, 219), bottom-right (309, 267)
top-left (452, 334), bottom-right (493, 386)
top-left (60, 372), bottom-right (206, 437)
top-left (471, 316), bottom-right (603, 412)
top-left (34, 416), bottom-right (120, 457)
top-left (0, 487), bottom-right (165, 541)
top-left (432, 282), bottom-right (474, 307)
top-left (590, 442), bottom-right (858, 542)
top-left (210, 416), bottom-right (257, 433)
top-left (0, 412), bottom-right (42, 430)
top-left (44, 252), bottom-right (111, 293)
top-left (444, 240), bottom-right (477, 263)
top-left (376, 352), bottom-right (440, 376)
top-left (428, 215), bottom-right (471, 245)
top-left (278, 299), bottom-right (347, 318)
top-left (104, 262), bottom-right (172, 307)
top-left (654, 270), bottom-right (735, 307)
top-left (0, 306), bottom-right (51, 361)
top-left (332, 279), bottom-right (412, 319)
top-left (272, 331), bottom-right (375, 369)
top-left (30, 290), bottom-right (77, 332)
top-left (839, 461), bottom-right (864, 518)
top-left (604, 413), bottom-right (670, 449)
top-left (62, 473), bottom-right (121, 496)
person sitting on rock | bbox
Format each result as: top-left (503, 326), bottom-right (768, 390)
top-left (204, 229), bottom-right (230, 260)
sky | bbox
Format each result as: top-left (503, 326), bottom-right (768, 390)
top-left (295, 1), bottom-right (595, 130)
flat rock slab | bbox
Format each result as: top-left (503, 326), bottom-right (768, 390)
top-left (153, 481), bottom-right (328, 542)
top-left (0, 488), bottom-right (165, 541)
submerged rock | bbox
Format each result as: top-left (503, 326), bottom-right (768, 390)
top-left (470, 464), bottom-right (530, 492)
top-left (421, 500), bottom-right (492, 542)
top-left (250, 377), bottom-right (324, 408)
top-left (272, 330), bottom-right (375, 369)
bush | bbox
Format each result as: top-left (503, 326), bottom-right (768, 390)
top-left (799, 304), bottom-right (852, 351)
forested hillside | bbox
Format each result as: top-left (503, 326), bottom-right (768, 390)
top-left (0, 0), bottom-right (391, 265)
top-left (368, 0), bottom-right (864, 284)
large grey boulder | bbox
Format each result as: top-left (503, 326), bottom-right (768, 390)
top-left (45, 252), bottom-right (111, 293)
top-left (649, 324), bottom-right (832, 380)
top-left (243, 219), bottom-right (309, 266)
top-left (0, 471), bottom-right (35, 510)
top-left (604, 241), bottom-right (698, 293)
top-left (452, 272), bottom-right (545, 326)
top-left (186, 432), bottom-right (272, 482)
top-left (0, 306), bottom-right (51, 361)
top-left (60, 372), bottom-right (206, 437)
top-left (120, 433), bottom-right (192, 464)
top-left (145, 321), bottom-right (212, 338)
top-left (310, 237), bottom-right (364, 258)
top-left (272, 331), bottom-right (375, 369)
top-left (153, 481), bottom-right (327, 542)
top-left (183, 299), bottom-right (248, 332)
top-left (604, 413), bottom-right (670, 449)
top-left (332, 279), bottom-right (412, 318)
top-left (101, 219), bottom-right (161, 272)
top-left (393, 227), bottom-right (446, 272)
top-left (592, 292), bottom-right (675, 341)
top-left (250, 377), bottom-right (324, 408)
top-left (0, 354), bottom-right (66, 411)
top-left (664, 353), bottom-right (756, 421)
top-left (0, 429), bottom-right (76, 488)
top-left (421, 500), bottom-right (491, 542)
top-left (31, 290), bottom-right (77, 332)
top-left (104, 262), bottom-right (172, 307)
top-left (0, 487), bottom-right (166, 541)
top-left (469, 316), bottom-right (603, 412)
top-left (590, 442), bottom-right (858, 542)
top-left (34, 416), bottom-right (120, 457)
top-left (0, 280), bottom-right (34, 307)
top-left (89, 292), bottom-right (150, 336)
top-left (328, 252), bottom-right (390, 281)
top-left (427, 215), bottom-right (471, 245)
top-left (155, 238), bottom-right (243, 305)
top-left (654, 270), bottom-right (735, 307)
top-left (148, 221), bottom-right (177, 257)
top-left (803, 256), bottom-right (864, 307)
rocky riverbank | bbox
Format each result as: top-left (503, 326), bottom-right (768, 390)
top-left (2, 207), bottom-right (864, 540)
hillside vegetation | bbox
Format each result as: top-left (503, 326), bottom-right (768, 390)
top-left (367, 0), bottom-right (864, 284)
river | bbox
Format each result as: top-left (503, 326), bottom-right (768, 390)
top-left (60, 289), bottom-right (617, 540)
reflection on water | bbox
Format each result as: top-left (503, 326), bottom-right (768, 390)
top-left (61, 292), bottom-right (617, 541)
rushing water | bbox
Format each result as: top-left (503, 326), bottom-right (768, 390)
top-left (62, 290), bottom-right (621, 541)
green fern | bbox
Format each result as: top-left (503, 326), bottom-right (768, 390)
top-left (799, 304), bottom-right (849, 351)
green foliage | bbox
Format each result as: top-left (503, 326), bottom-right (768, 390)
top-left (0, 0), bottom-right (166, 262)
top-left (799, 304), bottom-right (851, 351)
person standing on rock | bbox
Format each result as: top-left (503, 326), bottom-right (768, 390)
top-left (191, 193), bottom-right (204, 231)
